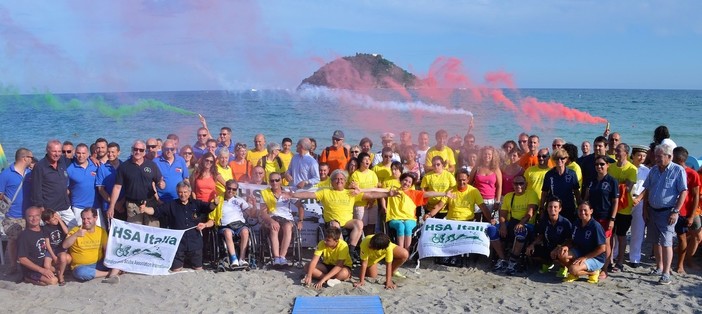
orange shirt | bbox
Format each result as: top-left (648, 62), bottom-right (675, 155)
top-left (518, 153), bottom-right (554, 169)
top-left (320, 146), bottom-right (349, 172)
top-left (229, 159), bottom-right (251, 182)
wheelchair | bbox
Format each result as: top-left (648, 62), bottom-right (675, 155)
top-left (257, 217), bottom-right (304, 269)
top-left (203, 222), bottom-right (259, 272)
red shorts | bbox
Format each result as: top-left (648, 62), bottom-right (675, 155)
top-left (597, 219), bottom-right (613, 238)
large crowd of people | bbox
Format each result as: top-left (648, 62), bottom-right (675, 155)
top-left (1, 116), bottom-right (699, 288)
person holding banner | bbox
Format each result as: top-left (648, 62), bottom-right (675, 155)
top-left (555, 202), bottom-right (607, 284)
top-left (141, 182), bottom-right (215, 272)
top-left (290, 169), bottom-right (400, 265)
top-left (261, 172), bottom-right (304, 266)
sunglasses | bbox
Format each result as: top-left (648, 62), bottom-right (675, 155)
top-left (226, 187), bottom-right (238, 191)
top-left (183, 152), bottom-right (193, 155)
top-left (197, 134), bottom-right (208, 137)
top-left (132, 148), bottom-right (145, 153)
top-left (519, 140), bottom-right (527, 143)
top-left (219, 133), bottom-right (228, 136)
top-left (204, 159), bottom-right (214, 163)
top-left (351, 151), bottom-right (360, 154)
top-left (538, 154), bottom-right (550, 158)
top-left (513, 182), bottom-right (526, 186)
top-left (236, 144), bottom-right (247, 149)
top-left (62, 150), bottom-right (72, 154)
top-left (163, 147), bottom-right (176, 152)
top-left (595, 163), bottom-right (607, 167)
top-left (557, 157), bottom-right (568, 160)
top-left (270, 178), bottom-right (281, 182)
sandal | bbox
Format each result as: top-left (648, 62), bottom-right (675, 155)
top-left (58, 280), bottom-right (66, 286)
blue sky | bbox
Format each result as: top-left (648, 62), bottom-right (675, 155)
top-left (1, 0), bottom-right (700, 93)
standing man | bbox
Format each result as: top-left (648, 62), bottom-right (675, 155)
top-left (94, 138), bottom-right (109, 165)
top-left (247, 134), bottom-right (268, 166)
top-left (218, 127), bottom-right (236, 154)
top-left (31, 140), bottom-right (73, 227)
top-left (62, 141), bottom-right (75, 160)
top-left (16, 207), bottom-right (57, 286)
top-left (372, 133), bottom-right (400, 167)
top-left (0, 148), bottom-right (33, 273)
top-left (518, 135), bottom-right (543, 169)
top-left (517, 132), bottom-right (529, 154)
top-left (643, 144), bottom-right (687, 285)
top-left (67, 144), bottom-right (100, 226)
top-left (424, 129), bottom-right (456, 173)
top-left (607, 132), bottom-right (622, 158)
top-left (193, 127), bottom-right (211, 159)
top-left (96, 142), bottom-right (122, 223)
top-left (524, 148), bottom-right (552, 197)
top-left (608, 143), bottom-right (637, 271)
top-left (320, 130), bottom-right (350, 172)
top-left (416, 131), bottom-right (430, 178)
top-left (285, 138), bottom-right (320, 189)
top-left (578, 136), bottom-right (615, 190)
top-left (672, 147), bottom-right (700, 274)
top-left (279, 137), bottom-right (294, 170)
top-left (106, 140), bottom-right (165, 227)
top-left (155, 139), bottom-right (189, 202)
top-left (145, 138), bottom-right (159, 161)
top-left (397, 131), bottom-right (417, 157)
top-left (628, 145), bottom-right (649, 268)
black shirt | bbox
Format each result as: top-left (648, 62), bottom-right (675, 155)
top-left (31, 156), bottom-right (70, 211)
top-left (577, 154), bottom-right (615, 189)
top-left (17, 228), bottom-right (49, 275)
top-left (154, 199), bottom-right (213, 251)
top-left (115, 158), bottom-right (162, 202)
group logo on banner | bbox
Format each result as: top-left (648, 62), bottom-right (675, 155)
top-left (104, 219), bottom-right (189, 275)
top-left (418, 218), bottom-right (491, 259)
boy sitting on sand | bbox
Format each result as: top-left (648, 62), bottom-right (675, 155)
top-left (42, 209), bottom-right (71, 286)
top-left (303, 227), bottom-right (352, 289)
top-left (353, 233), bottom-right (409, 290)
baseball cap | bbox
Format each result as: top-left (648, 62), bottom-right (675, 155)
top-left (332, 130), bottom-right (345, 139)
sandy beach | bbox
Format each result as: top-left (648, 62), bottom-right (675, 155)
top-left (1, 247), bottom-right (701, 314)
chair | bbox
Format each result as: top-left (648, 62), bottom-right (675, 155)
top-left (258, 217), bottom-right (304, 268)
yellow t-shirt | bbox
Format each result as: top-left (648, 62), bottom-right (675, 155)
top-left (524, 165), bottom-right (550, 195)
top-left (315, 189), bottom-right (363, 226)
top-left (315, 178), bottom-right (331, 188)
top-left (67, 226), bottom-right (108, 269)
top-left (566, 162), bottom-right (583, 187)
top-left (360, 235), bottom-right (397, 266)
top-left (314, 238), bottom-right (353, 267)
top-left (372, 164), bottom-right (393, 183)
top-left (501, 190), bottom-right (539, 223)
top-left (350, 169), bottom-right (379, 206)
top-left (278, 151), bottom-right (293, 169)
top-left (608, 161), bottom-right (637, 215)
top-left (258, 156), bottom-right (287, 183)
top-left (246, 149), bottom-right (268, 166)
top-left (421, 171), bottom-right (457, 213)
top-left (216, 164), bottom-right (234, 196)
top-left (424, 146), bottom-right (456, 168)
top-left (445, 186), bottom-right (484, 221)
top-left (382, 179), bottom-right (401, 190)
top-left (386, 190), bottom-right (425, 221)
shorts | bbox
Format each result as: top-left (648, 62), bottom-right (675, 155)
top-left (388, 219), bottom-right (417, 237)
top-left (691, 215), bottom-right (702, 231)
top-left (570, 248), bottom-right (604, 272)
top-left (172, 248), bottom-right (203, 269)
top-left (73, 260), bottom-right (110, 282)
top-left (476, 198), bottom-right (497, 220)
top-left (650, 208), bottom-right (676, 247)
top-left (126, 199), bottom-right (160, 227)
top-left (219, 224), bottom-right (249, 237)
top-left (613, 214), bottom-right (633, 237)
top-left (354, 205), bottom-right (378, 226)
top-left (675, 216), bottom-right (689, 235)
top-left (596, 219), bottom-right (613, 238)
top-left (531, 244), bottom-right (556, 261)
top-left (2, 217), bottom-right (25, 240)
top-left (24, 269), bottom-right (43, 282)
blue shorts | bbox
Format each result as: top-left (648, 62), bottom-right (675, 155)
top-left (570, 248), bottom-right (604, 272)
top-left (388, 219), bottom-right (417, 237)
top-left (219, 224), bottom-right (249, 237)
top-left (73, 260), bottom-right (110, 282)
top-left (651, 209), bottom-right (676, 247)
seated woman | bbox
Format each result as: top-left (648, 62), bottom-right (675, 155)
top-left (353, 233), bottom-right (409, 290)
top-left (261, 172), bottom-right (304, 266)
top-left (387, 172), bottom-right (451, 251)
top-left (553, 202), bottom-right (607, 283)
top-left (525, 197), bottom-right (573, 277)
top-left (304, 227), bottom-right (353, 289)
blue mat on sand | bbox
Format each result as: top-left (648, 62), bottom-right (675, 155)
top-left (292, 296), bottom-right (384, 314)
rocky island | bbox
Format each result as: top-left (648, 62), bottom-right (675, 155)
top-left (298, 53), bottom-right (418, 90)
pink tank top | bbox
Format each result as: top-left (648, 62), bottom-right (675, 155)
top-left (194, 176), bottom-right (217, 202)
top-left (473, 171), bottom-right (498, 199)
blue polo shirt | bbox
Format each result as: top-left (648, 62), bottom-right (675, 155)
top-left (218, 141), bottom-right (236, 154)
top-left (586, 174), bottom-right (619, 220)
top-left (192, 143), bottom-right (208, 160)
top-left (96, 160), bottom-right (122, 209)
top-left (542, 168), bottom-right (580, 211)
top-left (537, 215), bottom-right (573, 248)
top-left (67, 160), bottom-right (99, 209)
top-left (643, 162), bottom-right (688, 209)
top-left (155, 155), bottom-right (189, 202)
top-left (572, 218), bottom-right (606, 263)
top-left (0, 163), bottom-right (31, 218)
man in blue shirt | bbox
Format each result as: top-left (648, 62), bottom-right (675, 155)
top-left (67, 144), bottom-right (100, 226)
top-left (643, 143), bottom-right (687, 285)
top-left (155, 139), bottom-right (189, 202)
top-left (0, 147), bottom-right (33, 273)
top-left (285, 138), bottom-right (320, 189)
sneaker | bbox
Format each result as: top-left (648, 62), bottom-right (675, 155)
top-left (279, 257), bottom-right (288, 265)
top-left (101, 276), bottom-right (120, 284)
top-left (240, 260), bottom-right (250, 267)
top-left (493, 259), bottom-right (507, 271)
top-left (272, 257), bottom-right (282, 265)
top-left (659, 274), bottom-right (672, 285)
top-left (326, 278), bottom-right (341, 287)
top-left (615, 263), bottom-right (624, 272)
top-left (587, 270), bottom-right (600, 284)
top-left (393, 270), bottom-right (407, 279)
top-left (505, 261), bottom-right (517, 275)
top-left (562, 273), bottom-right (579, 283)
top-left (540, 263), bottom-right (554, 274)
top-left (648, 268), bottom-right (663, 276)
top-left (556, 267), bottom-right (568, 278)
top-left (629, 262), bottom-right (640, 269)
top-left (230, 258), bottom-right (240, 267)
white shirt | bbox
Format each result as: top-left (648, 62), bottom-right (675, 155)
top-left (220, 196), bottom-right (251, 225)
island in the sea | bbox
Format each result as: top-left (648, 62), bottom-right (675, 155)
top-left (298, 53), bottom-right (419, 90)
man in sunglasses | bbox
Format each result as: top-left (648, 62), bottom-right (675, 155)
top-left (218, 127), bottom-right (236, 155)
top-left (155, 139), bottom-right (190, 202)
top-left (371, 132), bottom-right (400, 167)
top-left (145, 138), bottom-right (159, 161)
top-left (62, 141), bottom-right (75, 160)
top-left (106, 140), bottom-right (165, 227)
top-left (524, 148), bottom-right (552, 197)
top-left (320, 130), bottom-right (350, 172)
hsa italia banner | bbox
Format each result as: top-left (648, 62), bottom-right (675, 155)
top-left (104, 219), bottom-right (187, 275)
top-left (418, 218), bottom-right (491, 259)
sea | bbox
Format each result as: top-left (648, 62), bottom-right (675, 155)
top-left (0, 88), bottom-right (700, 163)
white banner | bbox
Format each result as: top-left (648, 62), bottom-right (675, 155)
top-left (418, 218), bottom-right (492, 258)
top-left (104, 219), bottom-right (187, 275)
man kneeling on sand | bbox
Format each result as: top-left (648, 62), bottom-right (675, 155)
top-left (353, 233), bottom-right (409, 290)
top-left (63, 208), bottom-right (121, 283)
